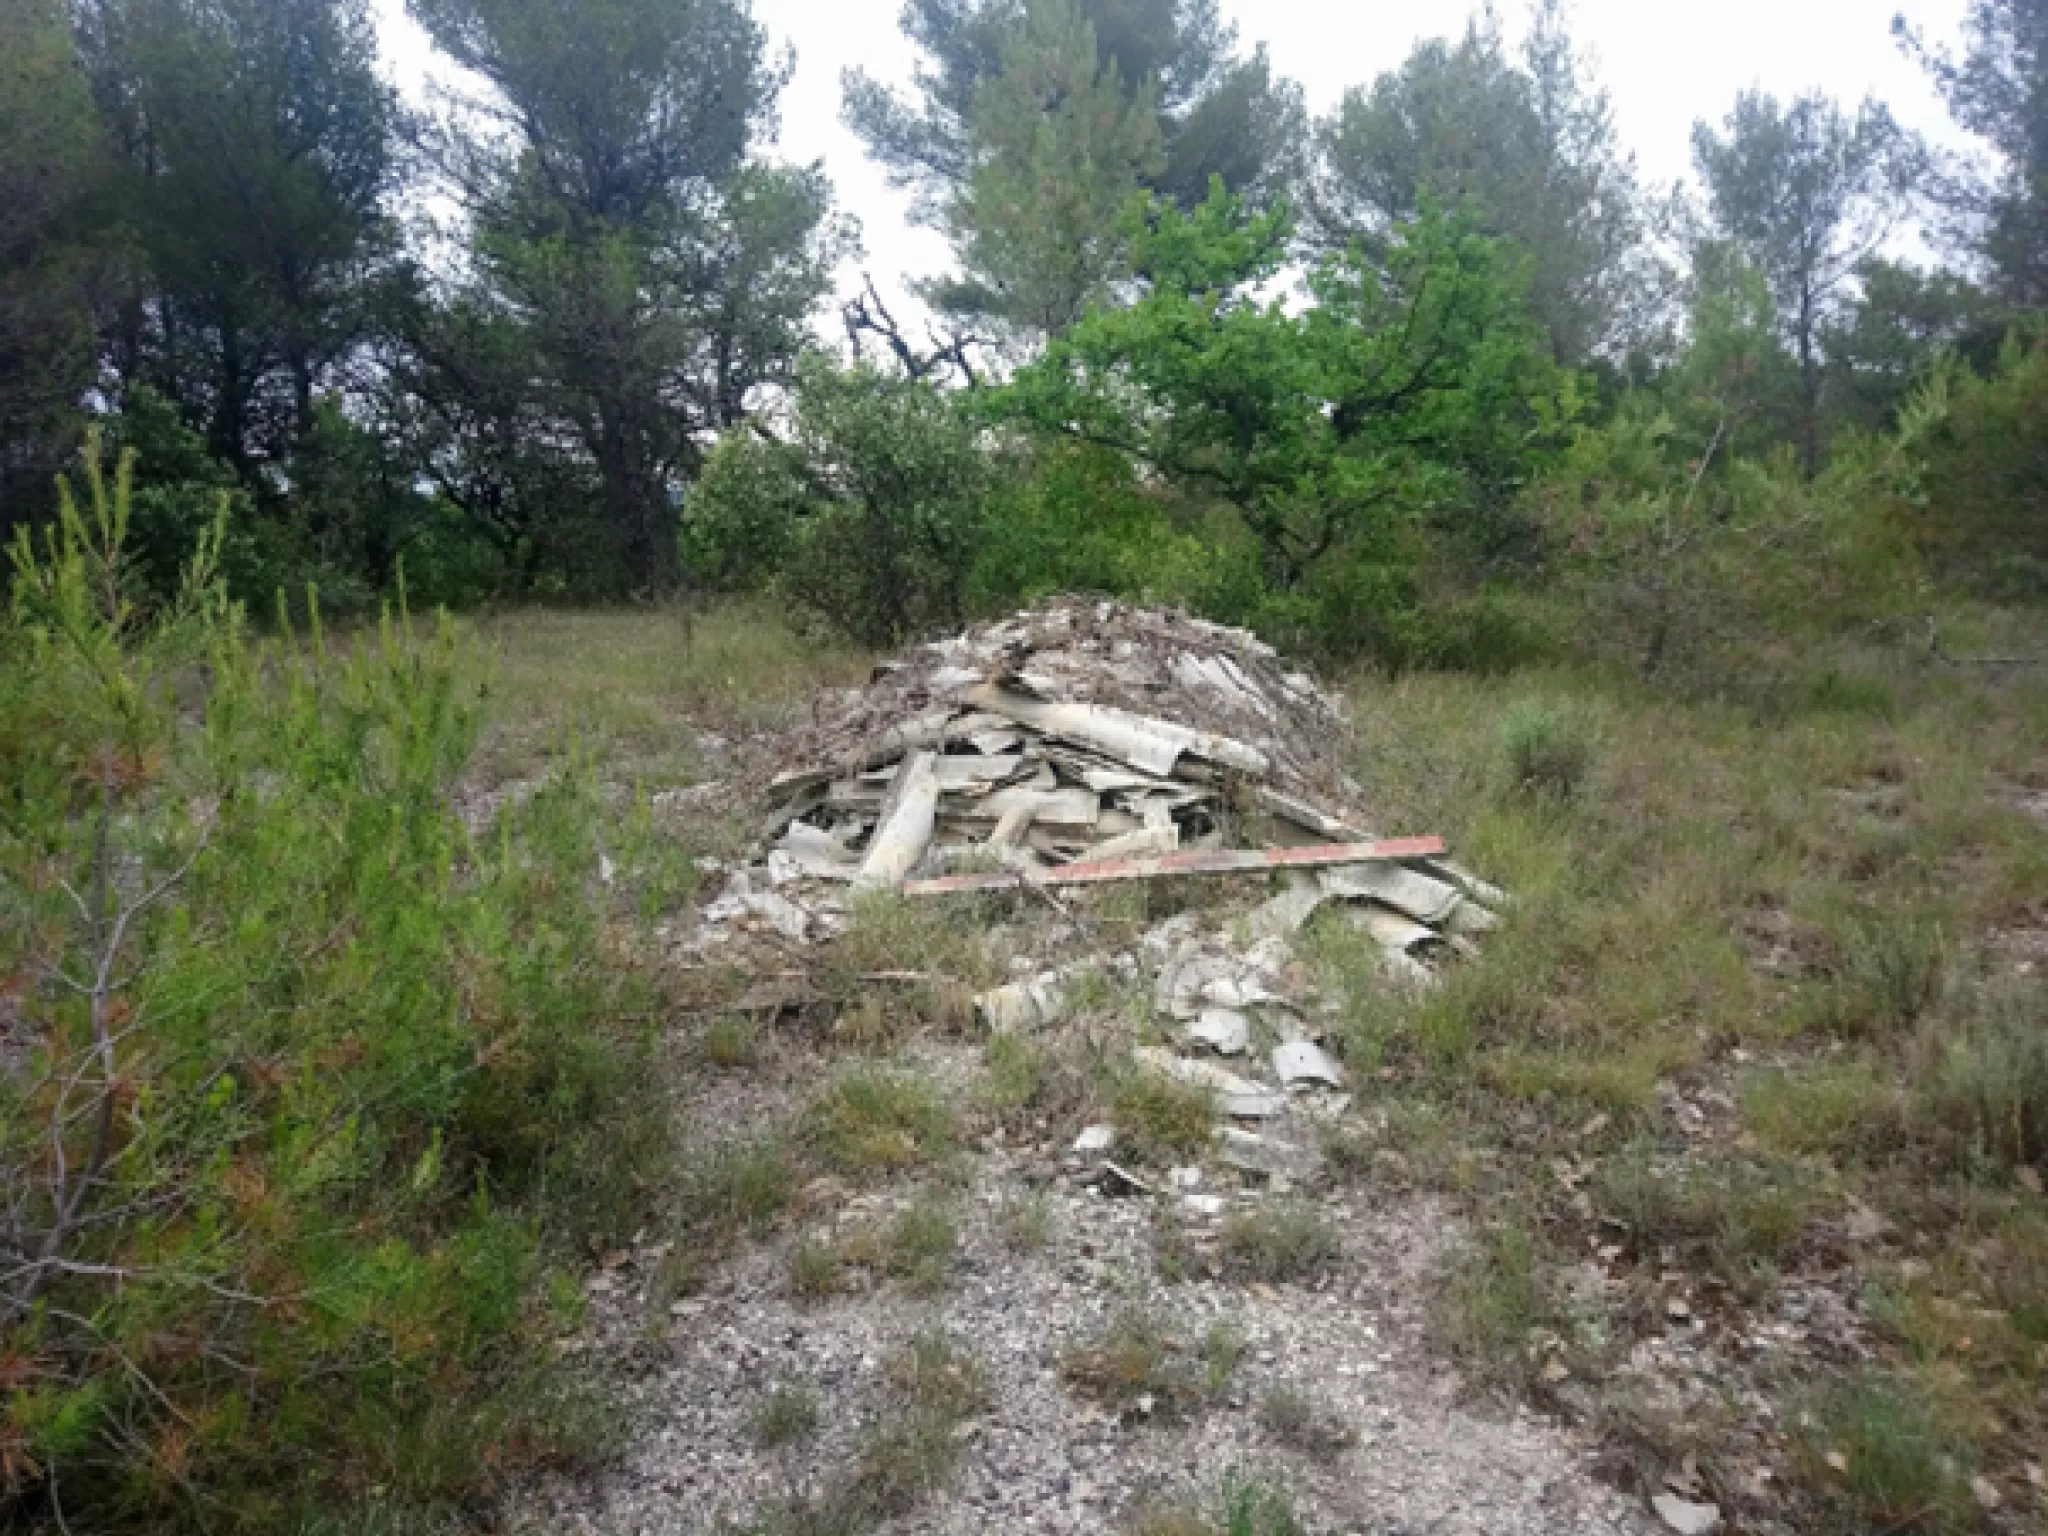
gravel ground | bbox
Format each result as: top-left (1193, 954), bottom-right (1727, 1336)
top-left (515, 1131), bottom-right (1656, 1536)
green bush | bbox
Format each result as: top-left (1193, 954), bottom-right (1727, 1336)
top-left (1498, 698), bottom-right (1595, 801)
top-left (683, 355), bottom-right (995, 644)
top-left (1916, 975), bottom-right (2048, 1175)
top-left (1912, 335), bottom-right (2048, 600)
top-left (0, 442), bottom-right (665, 1529)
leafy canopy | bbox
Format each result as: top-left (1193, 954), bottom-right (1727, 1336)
top-left (1309, 2), bottom-right (1659, 366)
top-left (996, 184), bottom-right (1578, 585)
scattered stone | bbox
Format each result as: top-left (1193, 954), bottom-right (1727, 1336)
top-left (1651, 1492), bottom-right (1722, 1536)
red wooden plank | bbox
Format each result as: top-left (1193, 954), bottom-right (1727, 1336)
top-left (902, 837), bottom-right (1448, 897)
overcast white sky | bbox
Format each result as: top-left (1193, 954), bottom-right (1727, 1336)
top-left (373, 0), bottom-right (1979, 317)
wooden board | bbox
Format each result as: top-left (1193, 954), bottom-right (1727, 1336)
top-left (903, 837), bottom-right (1448, 896)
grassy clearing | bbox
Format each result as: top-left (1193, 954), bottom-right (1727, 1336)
top-left (469, 601), bottom-right (869, 791)
top-left (468, 603), bottom-right (2045, 1535)
top-left (1325, 638), bottom-right (2048, 1529)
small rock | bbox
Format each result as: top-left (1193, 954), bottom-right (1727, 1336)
top-left (1650, 1492), bottom-right (1722, 1536)
top-left (1971, 1475), bottom-right (2001, 1510)
top-left (1073, 1125), bottom-right (1116, 1154)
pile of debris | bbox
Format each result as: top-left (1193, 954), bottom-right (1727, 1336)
top-left (680, 600), bottom-right (1509, 1181)
top-left (755, 600), bottom-right (1490, 912)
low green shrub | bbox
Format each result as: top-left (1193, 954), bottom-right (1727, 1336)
top-left (1498, 698), bottom-right (1595, 802)
top-left (0, 443), bottom-right (666, 1530)
top-left (1916, 975), bottom-right (2048, 1176)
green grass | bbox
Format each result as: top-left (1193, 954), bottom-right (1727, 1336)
top-left (1108, 1063), bottom-right (1216, 1164)
top-left (800, 1068), bottom-right (957, 1176)
top-left (1257, 1384), bottom-right (1358, 1458)
top-left (1332, 646), bottom-right (2048, 1528)
top-left (839, 1195), bottom-right (960, 1295)
top-left (1059, 1310), bottom-right (1225, 1423)
top-left (1435, 1221), bottom-right (1553, 1388)
top-left (822, 893), bottom-right (993, 1038)
top-left (1131, 1474), bottom-right (1309, 1536)
top-left (683, 1139), bottom-right (798, 1239)
top-left (470, 601), bottom-right (869, 790)
top-left (730, 1332), bottom-right (987, 1535)
top-left (1217, 1203), bottom-right (1342, 1285)
top-left (703, 1014), bottom-right (764, 1070)
top-left (1806, 1375), bottom-right (1978, 1532)
top-left (752, 1381), bottom-right (822, 1450)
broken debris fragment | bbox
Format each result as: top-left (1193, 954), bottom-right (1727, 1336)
top-left (1650, 1494), bottom-right (1722, 1536)
top-left (1272, 1040), bottom-right (1348, 1090)
top-left (1188, 1008), bottom-right (1251, 1056)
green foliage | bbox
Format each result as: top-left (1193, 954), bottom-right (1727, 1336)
top-left (685, 356), bottom-right (997, 643)
top-left (966, 442), bottom-right (1175, 609)
top-left (409, 0), bottom-right (848, 589)
top-left (1310, 3), bottom-right (1658, 365)
top-left (80, 0), bottom-right (400, 473)
top-left (930, 0), bottom-right (1165, 341)
top-left (0, 445), bottom-right (664, 1528)
top-left (0, 0), bottom-right (111, 536)
top-left (1534, 365), bottom-right (1930, 685)
top-left (1691, 90), bottom-right (1917, 474)
top-left (1910, 335), bottom-right (2048, 598)
top-left (846, 0), bottom-right (1302, 341)
top-left (1906, 0), bottom-right (2048, 308)
top-left (1498, 698), bottom-right (1595, 802)
top-left (996, 184), bottom-right (1575, 657)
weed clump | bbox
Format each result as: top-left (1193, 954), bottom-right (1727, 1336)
top-left (1498, 698), bottom-right (1594, 802)
top-left (734, 1331), bottom-right (987, 1533)
top-left (753, 1381), bottom-right (822, 1449)
top-left (1436, 1222), bottom-right (1554, 1387)
top-left (685, 1140), bottom-right (798, 1238)
top-left (1916, 974), bottom-right (2048, 1175)
top-left (1801, 913), bottom-right (1947, 1038)
top-left (841, 1196), bottom-right (959, 1295)
top-left (1218, 1203), bottom-right (1342, 1284)
top-left (1806, 1375), bottom-right (1977, 1532)
top-left (1258, 1384), bottom-right (1359, 1457)
top-left (1110, 1064), bottom-right (1216, 1163)
top-left (1132, 1473), bottom-right (1308, 1536)
top-left (843, 1331), bottom-right (988, 1520)
top-left (1060, 1310), bottom-right (1223, 1423)
top-left (801, 1069), bottom-right (956, 1175)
